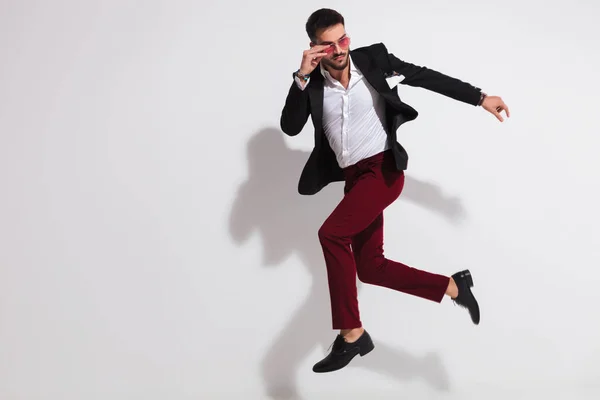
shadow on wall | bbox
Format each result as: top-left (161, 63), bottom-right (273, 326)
top-left (228, 127), bottom-right (466, 399)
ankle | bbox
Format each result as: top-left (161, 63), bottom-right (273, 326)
top-left (340, 327), bottom-right (364, 342)
top-left (446, 277), bottom-right (459, 298)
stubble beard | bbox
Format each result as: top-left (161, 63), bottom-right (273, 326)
top-left (323, 53), bottom-right (349, 71)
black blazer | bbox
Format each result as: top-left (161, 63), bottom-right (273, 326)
top-left (280, 42), bottom-right (482, 195)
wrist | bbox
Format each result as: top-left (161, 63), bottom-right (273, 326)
top-left (295, 69), bottom-right (310, 81)
top-left (477, 92), bottom-right (487, 106)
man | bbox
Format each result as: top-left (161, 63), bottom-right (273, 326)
top-left (279, 8), bottom-right (510, 374)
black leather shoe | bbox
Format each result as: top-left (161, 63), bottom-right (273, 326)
top-left (312, 330), bottom-right (375, 373)
top-left (451, 269), bottom-right (480, 325)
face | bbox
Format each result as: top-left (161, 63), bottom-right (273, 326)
top-left (310, 23), bottom-right (351, 71)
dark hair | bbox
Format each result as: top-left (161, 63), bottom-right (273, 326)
top-left (305, 8), bottom-right (345, 43)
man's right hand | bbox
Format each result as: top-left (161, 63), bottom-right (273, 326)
top-left (299, 45), bottom-right (330, 76)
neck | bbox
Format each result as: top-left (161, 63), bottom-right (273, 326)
top-left (324, 64), bottom-right (349, 82)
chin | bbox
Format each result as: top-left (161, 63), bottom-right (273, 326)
top-left (327, 57), bottom-right (348, 70)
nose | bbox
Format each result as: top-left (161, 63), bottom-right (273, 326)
top-left (332, 43), bottom-right (344, 54)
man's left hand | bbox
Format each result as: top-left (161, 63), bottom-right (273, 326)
top-left (482, 95), bottom-right (510, 122)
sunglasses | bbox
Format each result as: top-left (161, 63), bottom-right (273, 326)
top-left (314, 36), bottom-right (350, 55)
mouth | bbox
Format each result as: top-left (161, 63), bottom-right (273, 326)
top-left (334, 54), bottom-right (345, 61)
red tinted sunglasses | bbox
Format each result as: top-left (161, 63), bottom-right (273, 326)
top-left (318, 36), bottom-right (350, 55)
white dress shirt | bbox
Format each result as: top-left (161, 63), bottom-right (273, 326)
top-left (295, 55), bottom-right (390, 169)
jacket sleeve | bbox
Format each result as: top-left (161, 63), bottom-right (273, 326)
top-left (280, 80), bottom-right (311, 136)
top-left (381, 44), bottom-right (483, 106)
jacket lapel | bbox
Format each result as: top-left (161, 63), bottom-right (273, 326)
top-left (350, 50), bottom-right (391, 96)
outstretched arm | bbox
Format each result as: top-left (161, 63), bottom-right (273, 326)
top-left (387, 51), bottom-right (483, 105)
top-left (384, 45), bottom-right (510, 121)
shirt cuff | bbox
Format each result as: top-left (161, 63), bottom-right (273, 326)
top-left (294, 75), bottom-right (310, 90)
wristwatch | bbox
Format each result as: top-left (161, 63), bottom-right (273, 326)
top-left (294, 69), bottom-right (310, 81)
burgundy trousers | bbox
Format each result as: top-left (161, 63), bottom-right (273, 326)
top-left (318, 150), bottom-right (450, 329)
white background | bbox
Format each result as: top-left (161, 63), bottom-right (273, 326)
top-left (1, 0), bottom-right (599, 399)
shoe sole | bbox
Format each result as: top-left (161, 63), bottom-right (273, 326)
top-left (313, 342), bottom-right (375, 373)
top-left (463, 270), bottom-right (480, 325)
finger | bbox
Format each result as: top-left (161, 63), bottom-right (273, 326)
top-left (309, 45), bottom-right (330, 53)
top-left (497, 104), bottom-right (510, 118)
top-left (304, 49), bottom-right (324, 60)
top-left (495, 111), bottom-right (504, 122)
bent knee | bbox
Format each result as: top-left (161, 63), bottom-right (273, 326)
top-left (357, 268), bottom-right (374, 284)
top-left (356, 259), bottom-right (386, 283)
top-left (318, 224), bottom-right (333, 241)
top-left (318, 222), bottom-right (347, 243)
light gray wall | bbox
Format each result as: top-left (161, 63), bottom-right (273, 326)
top-left (1, 0), bottom-right (599, 399)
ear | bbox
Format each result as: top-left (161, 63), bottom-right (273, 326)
top-left (309, 42), bottom-right (315, 48)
